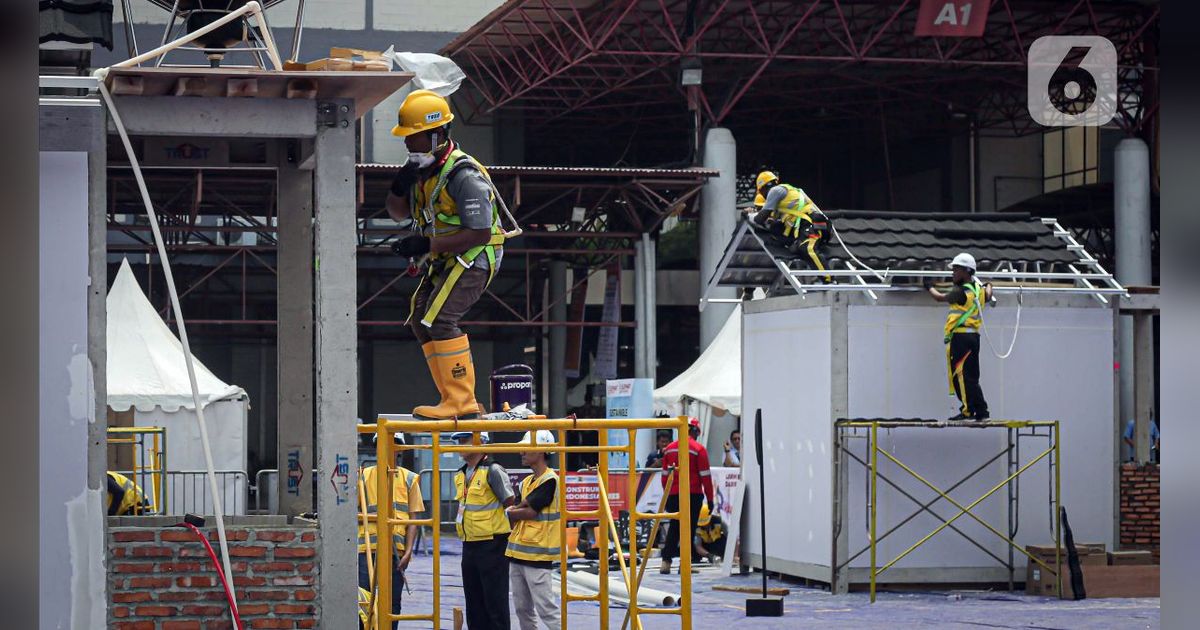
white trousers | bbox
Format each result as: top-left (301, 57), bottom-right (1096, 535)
top-left (509, 561), bottom-right (560, 630)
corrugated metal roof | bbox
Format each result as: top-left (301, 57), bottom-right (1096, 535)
top-left (357, 163), bottom-right (718, 178)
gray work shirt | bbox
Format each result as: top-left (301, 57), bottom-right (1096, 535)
top-left (445, 166), bottom-right (503, 270)
top-left (463, 459), bottom-right (515, 506)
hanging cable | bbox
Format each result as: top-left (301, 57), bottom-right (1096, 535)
top-left (980, 287), bottom-right (1023, 359)
top-left (97, 80), bottom-right (240, 617)
top-left (811, 207), bottom-right (888, 283)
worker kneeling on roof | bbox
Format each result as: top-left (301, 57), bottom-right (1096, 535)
top-left (386, 89), bottom-right (507, 419)
top-left (358, 433), bottom-right (424, 629)
top-left (927, 253), bottom-right (993, 421)
top-left (751, 170), bottom-right (832, 283)
top-left (106, 471), bottom-right (151, 516)
top-left (452, 431), bottom-right (516, 630)
top-left (505, 430), bottom-right (562, 630)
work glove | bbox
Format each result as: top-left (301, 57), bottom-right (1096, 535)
top-left (392, 235), bottom-right (431, 258)
top-left (389, 160), bottom-right (422, 197)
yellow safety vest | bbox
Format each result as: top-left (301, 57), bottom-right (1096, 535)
top-left (506, 469), bottom-right (561, 562)
top-left (770, 185), bottom-right (818, 238)
top-left (944, 280), bottom-right (985, 342)
top-left (357, 466), bottom-right (419, 554)
top-left (106, 471), bottom-right (149, 516)
top-left (454, 461), bottom-right (511, 541)
top-left (408, 147), bottom-right (506, 327)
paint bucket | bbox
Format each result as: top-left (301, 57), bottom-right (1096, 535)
top-left (490, 364), bottom-right (535, 413)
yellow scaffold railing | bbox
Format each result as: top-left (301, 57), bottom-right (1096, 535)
top-left (106, 426), bottom-right (167, 514)
top-left (356, 416), bottom-right (694, 630)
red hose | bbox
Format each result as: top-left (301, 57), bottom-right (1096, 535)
top-left (178, 522), bottom-right (244, 630)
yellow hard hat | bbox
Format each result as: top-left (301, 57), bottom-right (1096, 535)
top-left (698, 503), bottom-right (712, 527)
top-left (755, 170), bottom-right (779, 192)
top-left (392, 89), bottom-right (454, 137)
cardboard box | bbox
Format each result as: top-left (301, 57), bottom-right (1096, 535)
top-left (1026, 562), bottom-right (1159, 598)
top-left (283, 47), bottom-right (391, 72)
top-left (1108, 550), bottom-right (1154, 566)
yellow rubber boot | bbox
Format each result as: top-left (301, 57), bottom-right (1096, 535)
top-left (419, 340), bottom-right (449, 412)
top-left (413, 335), bottom-right (481, 419)
top-left (564, 526), bottom-right (585, 559)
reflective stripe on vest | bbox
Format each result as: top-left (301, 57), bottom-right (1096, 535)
top-left (506, 469), bottom-right (562, 562)
top-left (357, 466), bottom-right (417, 554)
top-left (454, 464), bottom-right (511, 541)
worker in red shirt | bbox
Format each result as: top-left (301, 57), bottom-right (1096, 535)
top-left (659, 417), bottom-right (714, 574)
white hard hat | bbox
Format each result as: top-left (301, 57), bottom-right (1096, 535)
top-left (449, 431), bottom-right (490, 443)
top-left (519, 430), bottom-right (556, 446)
top-left (371, 433), bottom-right (405, 446)
top-left (949, 252), bottom-right (977, 272)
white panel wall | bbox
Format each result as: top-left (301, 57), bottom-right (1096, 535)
top-left (845, 304), bottom-right (1114, 575)
top-left (742, 306), bottom-right (832, 572)
top-left (375, 0), bottom-right (504, 32)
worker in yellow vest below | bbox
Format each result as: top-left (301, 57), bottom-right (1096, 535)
top-left (751, 170), bottom-right (832, 283)
top-left (452, 431), bottom-right (515, 630)
top-left (505, 430), bottom-right (562, 630)
top-left (385, 89), bottom-right (508, 419)
top-left (358, 433), bottom-right (424, 628)
top-left (927, 252), bottom-right (993, 421)
top-left (106, 471), bottom-right (151, 516)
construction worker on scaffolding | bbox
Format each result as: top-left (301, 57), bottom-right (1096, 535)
top-left (927, 252), bottom-right (993, 421)
top-left (452, 431), bottom-right (516, 630)
top-left (106, 471), bottom-right (151, 516)
top-left (751, 170), bottom-right (833, 283)
top-left (505, 430), bottom-right (562, 630)
top-left (358, 433), bottom-right (424, 629)
top-left (660, 417), bottom-right (714, 574)
top-left (386, 89), bottom-right (507, 419)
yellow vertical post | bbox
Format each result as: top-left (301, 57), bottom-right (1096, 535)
top-left (597, 428), bottom-right (610, 629)
top-left (620, 468), bottom-right (674, 630)
top-left (625, 429), bottom-right (640, 630)
top-left (375, 422), bottom-right (393, 630)
top-left (677, 416), bottom-right (692, 630)
top-left (1053, 421), bottom-right (1062, 599)
top-left (557, 428), bottom-right (569, 630)
top-left (869, 421), bottom-right (878, 604)
top-left (432, 431), bottom-right (442, 630)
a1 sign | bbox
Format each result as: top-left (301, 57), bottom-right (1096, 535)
top-left (914, 0), bottom-right (991, 37)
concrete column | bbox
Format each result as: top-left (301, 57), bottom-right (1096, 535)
top-left (312, 101), bottom-right (358, 628)
top-left (700, 128), bottom-right (737, 349)
top-left (1133, 312), bottom-right (1155, 463)
top-left (549, 261), bottom-right (568, 418)
top-left (1114, 138), bottom-right (1153, 448)
top-left (276, 140), bottom-right (314, 518)
top-left (633, 234), bottom-right (657, 381)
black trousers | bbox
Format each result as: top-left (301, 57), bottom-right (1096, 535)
top-left (661, 493), bottom-right (704, 561)
top-left (949, 332), bottom-right (989, 417)
top-left (461, 535), bottom-right (511, 630)
top-left (358, 552), bottom-right (403, 629)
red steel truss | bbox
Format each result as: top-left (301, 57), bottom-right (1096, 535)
top-left (443, 0), bottom-right (1159, 135)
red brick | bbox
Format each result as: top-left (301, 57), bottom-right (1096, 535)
top-left (246, 590), bottom-right (289, 601)
top-left (301, 532), bottom-right (316, 542)
top-left (295, 621), bottom-right (316, 629)
top-left (162, 530), bottom-right (202, 543)
top-left (113, 531), bottom-right (157, 542)
top-left (113, 548), bottom-right (127, 557)
top-left (250, 619), bottom-right (295, 629)
top-left (294, 590), bottom-right (316, 601)
top-left (177, 576), bottom-right (215, 588)
top-left (297, 563), bottom-right (314, 572)
top-left (237, 603), bottom-right (271, 615)
top-left (204, 621), bottom-right (234, 630)
top-left (182, 605), bottom-right (228, 616)
top-left (129, 576), bottom-right (173, 589)
top-left (115, 622), bottom-right (156, 630)
top-left (112, 607), bottom-right (131, 618)
top-left (158, 562), bottom-right (203, 573)
top-left (209, 530), bottom-right (251, 542)
top-left (134, 605), bottom-right (178, 616)
top-left (274, 548), bottom-right (315, 559)
top-left (158, 591), bottom-right (201, 602)
top-left (233, 576), bottom-right (267, 587)
top-left (164, 622), bottom-right (203, 630)
top-left (114, 563), bottom-right (157, 574)
top-left (255, 531), bottom-right (296, 543)
top-left (132, 546), bottom-right (174, 558)
top-left (272, 575), bottom-right (314, 586)
top-left (228, 546), bottom-right (269, 558)
top-left (273, 603), bottom-right (314, 615)
top-left (114, 592), bottom-right (153, 604)
top-left (252, 562), bottom-right (296, 573)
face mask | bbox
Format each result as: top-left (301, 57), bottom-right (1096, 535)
top-left (407, 152), bottom-right (436, 169)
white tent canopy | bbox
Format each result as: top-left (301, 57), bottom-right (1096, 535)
top-left (107, 258), bottom-right (244, 412)
top-left (653, 303), bottom-right (742, 417)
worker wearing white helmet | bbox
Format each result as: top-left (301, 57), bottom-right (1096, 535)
top-left (451, 430), bottom-right (515, 629)
top-left (927, 252), bottom-right (993, 421)
top-left (358, 433), bottom-right (424, 628)
top-left (505, 430), bottom-right (561, 630)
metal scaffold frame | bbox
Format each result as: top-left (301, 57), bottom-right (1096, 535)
top-left (832, 419), bottom-right (1062, 602)
top-left (356, 415), bottom-right (694, 630)
top-left (107, 426), bottom-right (169, 514)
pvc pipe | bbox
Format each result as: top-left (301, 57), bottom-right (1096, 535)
top-left (566, 571), bottom-right (679, 607)
top-left (104, 1), bottom-right (282, 71)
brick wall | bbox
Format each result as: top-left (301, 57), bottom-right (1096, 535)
top-left (108, 524), bottom-right (320, 629)
top-left (1119, 463), bottom-right (1160, 562)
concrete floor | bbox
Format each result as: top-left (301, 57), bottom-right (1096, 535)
top-left (393, 537), bottom-right (1159, 629)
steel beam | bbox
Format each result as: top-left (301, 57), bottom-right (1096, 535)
top-left (108, 97), bottom-right (318, 137)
